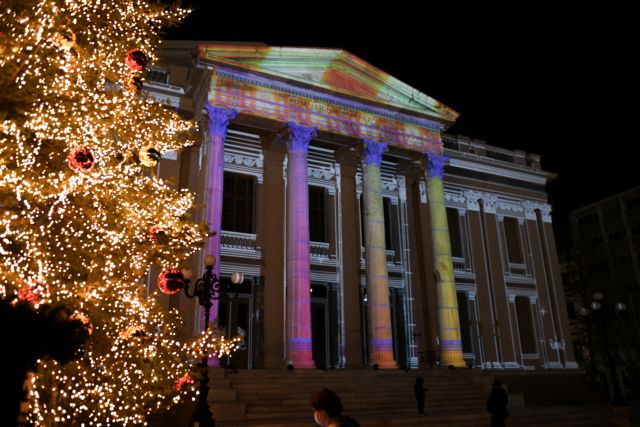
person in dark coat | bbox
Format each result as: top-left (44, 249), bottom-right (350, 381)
top-left (311, 388), bottom-right (360, 427)
top-left (486, 380), bottom-right (509, 427)
top-left (413, 376), bottom-right (428, 415)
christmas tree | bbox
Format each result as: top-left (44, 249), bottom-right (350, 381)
top-left (0, 0), bottom-right (235, 424)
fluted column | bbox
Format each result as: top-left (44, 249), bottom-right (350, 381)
top-left (362, 139), bottom-right (396, 369)
top-left (282, 122), bottom-right (316, 368)
top-left (203, 104), bottom-right (238, 328)
top-left (425, 153), bottom-right (466, 367)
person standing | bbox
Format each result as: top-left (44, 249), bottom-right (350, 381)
top-left (311, 388), bottom-right (360, 427)
top-left (413, 377), bottom-right (428, 415)
top-left (486, 380), bottom-right (509, 427)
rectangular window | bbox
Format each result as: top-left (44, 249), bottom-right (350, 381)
top-left (504, 217), bottom-right (524, 264)
top-left (222, 172), bottom-right (255, 233)
top-left (309, 186), bottom-right (327, 242)
top-left (456, 292), bottom-right (473, 354)
top-left (447, 208), bottom-right (464, 258)
top-left (515, 296), bottom-right (536, 354)
top-left (383, 197), bottom-right (393, 250)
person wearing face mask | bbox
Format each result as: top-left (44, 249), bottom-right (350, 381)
top-left (311, 388), bottom-right (360, 427)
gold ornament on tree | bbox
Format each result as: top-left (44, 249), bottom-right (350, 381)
top-left (54, 27), bottom-right (76, 51)
top-left (139, 145), bottom-right (161, 167)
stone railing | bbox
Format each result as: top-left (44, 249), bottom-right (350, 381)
top-left (310, 241), bottom-right (331, 259)
top-left (452, 257), bottom-right (466, 272)
top-left (220, 230), bottom-right (260, 256)
top-left (442, 134), bottom-right (540, 170)
top-left (507, 262), bottom-right (529, 277)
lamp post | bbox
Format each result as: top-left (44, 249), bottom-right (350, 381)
top-left (579, 291), bottom-right (628, 406)
top-left (181, 255), bottom-right (244, 427)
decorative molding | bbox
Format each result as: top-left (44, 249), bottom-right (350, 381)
top-left (462, 190), bottom-right (481, 211)
top-left (459, 189), bottom-right (552, 223)
top-left (425, 153), bottom-right (448, 180)
top-left (382, 177), bottom-right (398, 192)
top-left (497, 199), bottom-right (525, 216)
top-left (220, 261), bottom-right (261, 277)
top-left (544, 361), bottom-right (564, 369)
top-left (482, 193), bottom-right (499, 214)
top-left (224, 152), bottom-right (263, 168)
top-left (308, 165), bottom-right (336, 181)
top-left (205, 104), bottom-right (238, 137)
top-left (280, 122), bottom-right (317, 154)
top-left (447, 157), bottom-right (548, 186)
top-left (503, 361), bottom-right (522, 369)
top-left (419, 180), bottom-right (427, 204)
top-left (397, 176), bottom-right (407, 201)
top-left (362, 139), bottom-right (388, 166)
top-left (445, 190), bottom-right (467, 211)
top-left (549, 338), bottom-right (565, 350)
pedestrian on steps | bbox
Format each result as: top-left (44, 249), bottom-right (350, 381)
top-left (311, 388), bottom-right (360, 427)
top-left (413, 376), bottom-right (428, 415)
top-left (486, 379), bottom-right (509, 427)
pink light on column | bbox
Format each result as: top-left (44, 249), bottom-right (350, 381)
top-left (202, 104), bottom-right (238, 346)
top-left (282, 122), bottom-right (317, 369)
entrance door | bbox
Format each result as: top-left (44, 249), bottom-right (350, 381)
top-left (218, 278), bottom-right (252, 369)
top-left (311, 284), bottom-right (328, 369)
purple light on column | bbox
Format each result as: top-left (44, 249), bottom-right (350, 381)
top-left (363, 139), bottom-right (388, 166)
top-left (425, 153), bottom-right (448, 179)
top-left (202, 104), bottom-right (237, 343)
top-left (282, 122), bottom-right (317, 369)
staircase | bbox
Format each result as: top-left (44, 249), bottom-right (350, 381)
top-left (149, 368), bottom-right (633, 427)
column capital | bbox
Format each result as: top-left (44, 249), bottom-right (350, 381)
top-left (362, 139), bottom-right (388, 166)
top-left (279, 122), bottom-right (317, 154)
top-left (204, 104), bottom-right (238, 137)
top-left (424, 153), bottom-right (449, 179)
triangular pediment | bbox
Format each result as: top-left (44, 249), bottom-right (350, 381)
top-left (197, 44), bottom-right (459, 124)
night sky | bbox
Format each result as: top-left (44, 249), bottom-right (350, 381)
top-left (165, 3), bottom-right (639, 251)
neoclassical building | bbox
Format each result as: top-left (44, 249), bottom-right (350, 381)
top-left (148, 41), bottom-right (577, 371)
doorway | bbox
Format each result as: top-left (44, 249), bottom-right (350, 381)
top-left (311, 284), bottom-right (329, 369)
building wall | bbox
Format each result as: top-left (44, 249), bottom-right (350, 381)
top-left (145, 41), bottom-right (577, 370)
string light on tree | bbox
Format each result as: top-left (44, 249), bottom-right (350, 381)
top-left (0, 0), bottom-right (238, 424)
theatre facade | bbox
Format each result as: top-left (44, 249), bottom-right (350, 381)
top-left (148, 41), bottom-right (577, 371)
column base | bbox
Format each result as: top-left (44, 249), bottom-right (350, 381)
top-left (288, 340), bottom-right (315, 369)
top-left (287, 358), bottom-right (316, 369)
top-left (440, 351), bottom-right (467, 368)
top-left (371, 354), bottom-right (397, 369)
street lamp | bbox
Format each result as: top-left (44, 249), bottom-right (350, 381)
top-left (181, 255), bottom-right (244, 427)
top-left (579, 291), bottom-right (628, 406)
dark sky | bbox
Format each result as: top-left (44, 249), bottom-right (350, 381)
top-left (166, 3), bottom-right (639, 250)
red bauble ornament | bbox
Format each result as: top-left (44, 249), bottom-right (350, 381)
top-left (67, 146), bottom-right (94, 172)
top-left (126, 49), bottom-right (148, 71)
top-left (158, 269), bottom-right (184, 295)
top-left (174, 373), bottom-right (196, 391)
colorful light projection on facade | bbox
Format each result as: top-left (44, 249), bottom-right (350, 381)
top-left (425, 153), bottom-right (466, 367)
top-left (197, 45), bottom-right (459, 154)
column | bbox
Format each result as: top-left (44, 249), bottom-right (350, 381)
top-left (424, 153), bottom-right (466, 367)
top-left (282, 122), bottom-right (316, 368)
top-left (203, 104), bottom-right (238, 333)
top-left (362, 139), bottom-right (396, 369)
